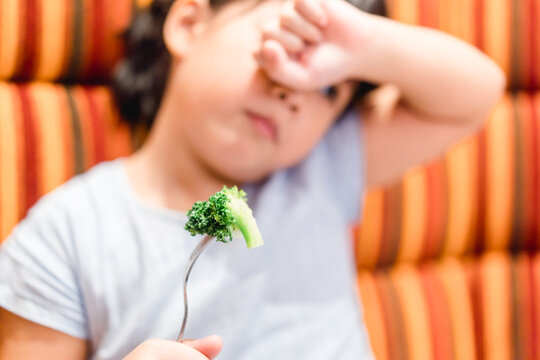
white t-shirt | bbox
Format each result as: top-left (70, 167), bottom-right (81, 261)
top-left (0, 111), bottom-right (374, 359)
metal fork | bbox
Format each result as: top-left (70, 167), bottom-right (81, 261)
top-left (177, 234), bottom-right (214, 342)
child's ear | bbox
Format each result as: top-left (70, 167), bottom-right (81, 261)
top-left (163, 0), bottom-right (210, 58)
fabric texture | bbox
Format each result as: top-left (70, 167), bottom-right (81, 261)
top-left (0, 113), bottom-right (374, 360)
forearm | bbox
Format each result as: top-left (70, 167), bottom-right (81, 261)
top-left (355, 14), bottom-right (506, 121)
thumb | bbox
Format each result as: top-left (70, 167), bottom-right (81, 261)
top-left (183, 335), bottom-right (223, 359)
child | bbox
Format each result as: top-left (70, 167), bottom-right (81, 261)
top-left (0, 0), bottom-right (505, 359)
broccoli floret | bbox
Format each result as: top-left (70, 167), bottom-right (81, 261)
top-left (185, 186), bottom-right (264, 248)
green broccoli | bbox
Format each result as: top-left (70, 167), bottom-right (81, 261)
top-left (185, 186), bottom-right (264, 248)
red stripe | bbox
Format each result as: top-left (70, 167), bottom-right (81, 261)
top-left (420, 267), bottom-right (453, 360)
top-left (16, 0), bottom-right (40, 79)
top-left (474, 130), bottom-right (488, 253)
top-left (17, 87), bottom-right (39, 214)
top-left (531, 95), bottom-right (540, 249)
top-left (524, 95), bottom-right (537, 251)
top-left (469, 262), bottom-right (485, 360)
top-left (422, 161), bottom-right (447, 259)
top-left (474, 0), bottom-right (484, 51)
top-left (530, 0), bottom-right (538, 89)
top-left (84, 88), bottom-right (106, 164)
top-left (419, 0), bottom-right (438, 28)
top-left (378, 184), bottom-right (402, 267)
top-left (528, 256), bottom-right (538, 359)
top-left (87, 0), bottom-right (105, 79)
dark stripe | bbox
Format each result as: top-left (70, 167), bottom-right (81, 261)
top-left (474, 129), bottom-right (488, 254)
top-left (87, 0), bottom-right (104, 79)
top-left (510, 0), bottom-right (523, 90)
top-left (15, 0), bottom-right (40, 79)
top-left (84, 88), bottom-right (106, 163)
top-left (66, 0), bottom-right (84, 80)
top-left (510, 257), bottom-right (524, 360)
top-left (474, 0), bottom-right (484, 51)
top-left (65, 88), bottom-right (86, 174)
top-left (378, 184), bottom-right (402, 267)
top-left (470, 261), bottom-right (484, 360)
top-left (511, 95), bottom-right (525, 252)
top-left (376, 272), bottom-right (409, 360)
top-left (17, 86), bottom-right (39, 214)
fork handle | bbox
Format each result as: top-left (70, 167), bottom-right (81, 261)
top-left (178, 235), bottom-right (214, 341)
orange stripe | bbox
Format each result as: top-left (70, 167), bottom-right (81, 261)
top-left (0, 0), bottom-right (20, 78)
top-left (481, 252), bottom-right (512, 360)
top-left (438, 0), bottom-right (474, 42)
top-left (0, 84), bottom-right (20, 241)
top-left (30, 84), bottom-right (68, 195)
top-left (356, 189), bottom-right (384, 268)
top-left (136, 0), bottom-right (153, 9)
top-left (35, 0), bottom-right (67, 79)
top-left (102, 0), bottom-right (132, 78)
top-left (485, 97), bottom-right (514, 250)
top-left (420, 264), bottom-right (453, 360)
top-left (357, 272), bottom-right (389, 360)
top-left (483, 0), bottom-right (511, 79)
top-left (443, 138), bottom-right (477, 255)
top-left (392, 265), bottom-right (433, 360)
top-left (390, 0), bottom-right (420, 25)
top-left (397, 168), bottom-right (426, 262)
top-left (99, 88), bottom-right (133, 159)
top-left (436, 258), bottom-right (476, 360)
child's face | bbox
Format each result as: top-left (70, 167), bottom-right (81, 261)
top-left (165, 0), bottom-right (355, 182)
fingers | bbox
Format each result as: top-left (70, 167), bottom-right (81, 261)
top-left (183, 335), bottom-right (223, 360)
top-left (280, 1), bottom-right (324, 44)
top-left (256, 39), bottom-right (311, 90)
top-left (260, 0), bottom-right (326, 54)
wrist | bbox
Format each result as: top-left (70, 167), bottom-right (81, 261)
top-left (349, 13), bottom-right (394, 83)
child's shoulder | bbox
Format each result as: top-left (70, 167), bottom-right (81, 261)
top-left (24, 159), bottom-right (126, 225)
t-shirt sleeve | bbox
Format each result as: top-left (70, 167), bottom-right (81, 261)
top-left (0, 193), bottom-right (88, 339)
top-left (312, 109), bottom-right (366, 222)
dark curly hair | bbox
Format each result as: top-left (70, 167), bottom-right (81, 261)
top-left (113, 0), bottom-right (387, 130)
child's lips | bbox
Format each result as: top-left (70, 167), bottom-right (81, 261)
top-left (246, 111), bottom-right (278, 142)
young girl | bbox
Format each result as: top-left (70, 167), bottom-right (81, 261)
top-left (0, 0), bottom-right (505, 359)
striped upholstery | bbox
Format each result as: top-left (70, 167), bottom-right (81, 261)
top-left (0, 83), bottom-right (132, 240)
top-left (388, 0), bottom-right (539, 91)
top-left (0, 0), bottom-right (149, 82)
top-left (0, 1), bottom-right (538, 360)
top-left (356, 93), bottom-right (540, 268)
top-left (354, 1), bottom-right (540, 359)
top-left (357, 251), bottom-right (540, 360)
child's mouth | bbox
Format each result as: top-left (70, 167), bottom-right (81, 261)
top-left (246, 111), bottom-right (278, 142)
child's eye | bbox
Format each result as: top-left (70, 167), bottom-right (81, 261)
top-left (320, 86), bottom-right (339, 100)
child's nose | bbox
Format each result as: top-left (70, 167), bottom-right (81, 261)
top-left (270, 83), bottom-right (299, 113)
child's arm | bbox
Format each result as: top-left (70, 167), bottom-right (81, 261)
top-left (0, 308), bottom-right (221, 360)
top-left (258, 0), bottom-right (506, 187)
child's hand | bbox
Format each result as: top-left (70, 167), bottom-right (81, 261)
top-left (123, 335), bottom-right (222, 360)
top-left (255, 0), bottom-right (372, 91)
